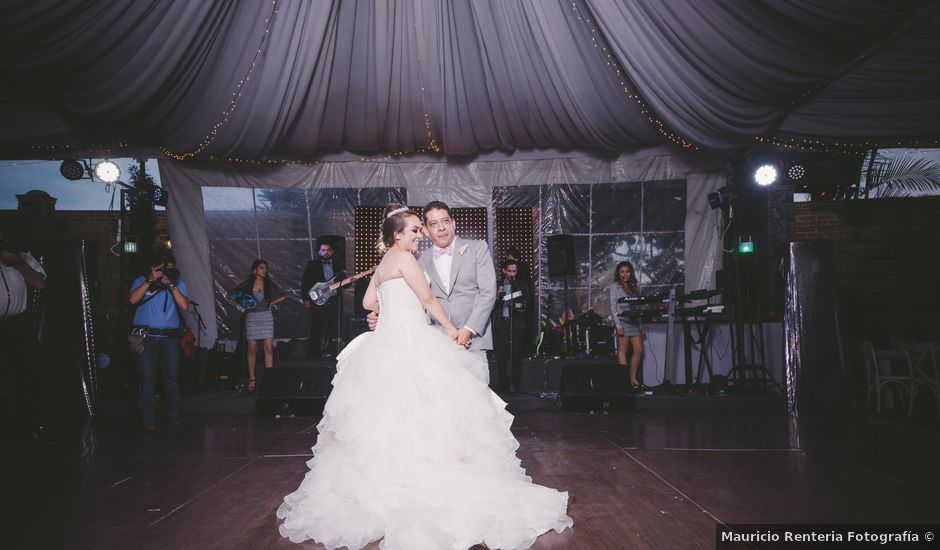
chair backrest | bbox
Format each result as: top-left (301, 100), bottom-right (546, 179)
top-left (899, 342), bottom-right (939, 381)
top-left (873, 348), bottom-right (914, 378)
top-left (858, 341), bottom-right (877, 385)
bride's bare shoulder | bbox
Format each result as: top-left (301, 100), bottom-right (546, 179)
top-left (374, 251), bottom-right (412, 284)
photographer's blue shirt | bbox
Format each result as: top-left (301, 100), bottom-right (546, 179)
top-left (130, 276), bottom-right (188, 329)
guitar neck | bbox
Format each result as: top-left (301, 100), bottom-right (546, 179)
top-left (328, 267), bottom-right (376, 291)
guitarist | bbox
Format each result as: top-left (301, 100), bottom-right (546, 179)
top-left (301, 241), bottom-right (342, 359)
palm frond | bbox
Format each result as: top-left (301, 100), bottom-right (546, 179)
top-left (865, 153), bottom-right (940, 198)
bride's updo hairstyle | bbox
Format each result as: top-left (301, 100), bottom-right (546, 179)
top-left (377, 203), bottom-right (419, 253)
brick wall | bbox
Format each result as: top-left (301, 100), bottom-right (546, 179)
top-left (1, 210), bottom-right (169, 350)
top-left (792, 197), bottom-right (940, 344)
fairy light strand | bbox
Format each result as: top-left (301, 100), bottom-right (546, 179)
top-left (161, 0), bottom-right (281, 161)
top-left (569, 0), bottom-right (697, 150)
top-left (755, 11), bottom-right (940, 155)
top-left (13, 3), bottom-right (940, 162)
top-left (755, 135), bottom-right (940, 155)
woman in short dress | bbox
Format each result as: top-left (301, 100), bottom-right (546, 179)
top-left (233, 259), bottom-right (286, 392)
top-left (609, 261), bottom-right (646, 390)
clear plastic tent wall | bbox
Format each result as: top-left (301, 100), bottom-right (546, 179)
top-left (159, 147), bottom-right (727, 346)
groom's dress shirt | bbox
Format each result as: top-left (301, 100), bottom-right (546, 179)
top-left (430, 240), bottom-right (477, 336)
top-left (432, 243), bottom-right (454, 294)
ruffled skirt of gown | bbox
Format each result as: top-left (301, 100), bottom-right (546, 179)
top-left (276, 281), bottom-right (572, 549)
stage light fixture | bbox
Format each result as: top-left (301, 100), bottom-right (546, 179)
top-left (707, 191), bottom-right (722, 210)
top-left (123, 240), bottom-right (138, 254)
top-left (151, 185), bottom-right (169, 207)
top-left (707, 186), bottom-right (736, 210)
top-left (93, 160), bottom-right (121, 183)
top-left (738, 236), bottom-right (754, 254)
top-left (753, 163), bottom-right (779, 186)
top-left (787, 163), bottom-right (805, 181)
top-left (59, 159), bottom-right (86, 181)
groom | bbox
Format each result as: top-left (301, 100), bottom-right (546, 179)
top-left (369, 201), bottom-right (497, 376)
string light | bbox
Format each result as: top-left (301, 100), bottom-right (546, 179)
top-left (13, 5), bottom-right (938, 162)
top-left (569, 1), bottom-right (698, 150)
top-left (414, 13), bottom-right (440, 154)
top-left (755, 134), bottom-right (940, 155)
top-left (0, 142), bottom-right (129, 157)
top-left (161, 0), bottom-right (281, 161)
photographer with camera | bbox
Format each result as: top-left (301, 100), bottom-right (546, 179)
top-left (128, 253), bottom-right (189, 432)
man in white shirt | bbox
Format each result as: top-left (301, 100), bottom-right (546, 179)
top-left (1, 226), bottom-right (47, 442)
top-left (1, 248), bottom-right (46, 317)
top-left (416, 202), bottom-right (497, 371)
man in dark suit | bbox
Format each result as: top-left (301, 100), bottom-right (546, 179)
top-left (301, 241), bottom-right (340, 359)
top-left (504, 246), bottom-right (534, 348)
top-left (492, 259), bottom-right (532, 393)
top-left (504, 246), bottom-right (531, 284)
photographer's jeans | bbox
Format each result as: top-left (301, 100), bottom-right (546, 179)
top-left (136, 335), bottom-right (181, 421)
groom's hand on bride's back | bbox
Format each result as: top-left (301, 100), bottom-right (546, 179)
top-left (367, 310), bottom-right (379, 331)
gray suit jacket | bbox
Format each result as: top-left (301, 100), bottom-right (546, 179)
top-left (419, 237), bottom-right (497, 351)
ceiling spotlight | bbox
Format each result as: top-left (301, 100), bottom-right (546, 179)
top-left (93, 160), bottom-right (121, 183)
top-left (753, 163), bottom-right (778, 186)
top-left (787, 163), bottom-right (805, 181)
top-left (59, 159), bottom-right (86, 181)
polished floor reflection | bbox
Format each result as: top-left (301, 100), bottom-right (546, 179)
top-left (8, 395), bottom-right (940, 549)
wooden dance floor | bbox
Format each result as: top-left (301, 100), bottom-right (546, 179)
top-left (9, 394), bottom-right (940, 549)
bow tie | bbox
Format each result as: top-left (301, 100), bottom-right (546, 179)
top-left (433, 244), bottom-right (454, 257)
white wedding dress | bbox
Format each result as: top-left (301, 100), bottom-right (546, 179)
top-left (277, 277), bottom-right (573, 550)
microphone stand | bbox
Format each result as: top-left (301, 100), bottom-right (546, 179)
top-left (508, 283), bottom-right (515, 393)
top-left (189, 301), bottom-right (208, 349)
top-left (189, 300), bottom-right (209, 392)
top-left (330, 270), bottom-right (346, 358)
top-left (505, 280), bottom-right (535, 396)
top-left (334, 286), bottom-right (343, 357)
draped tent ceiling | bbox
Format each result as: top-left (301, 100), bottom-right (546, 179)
top-left (6, 0), bottom-right (938, 349)
top-left (1, 0), bottom-right (939, 160)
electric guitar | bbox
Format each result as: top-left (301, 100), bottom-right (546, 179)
top-left (308, 266), bottom-right (376, 305)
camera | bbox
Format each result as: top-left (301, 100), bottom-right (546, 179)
top-left (148, 263), bottom-right (181, 291)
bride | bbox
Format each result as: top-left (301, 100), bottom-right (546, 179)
top-left (277, 204), bottom-right (573, 550)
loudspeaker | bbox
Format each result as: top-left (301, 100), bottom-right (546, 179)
top-left (209, 348), bottom-right (239, 388)
top-left (256, 365), bottom-right (335, 416)
top-left (587, 326), bottom-right (615, 357)
top-left (546, 234), bottom-right (576, 277)
top-left (559, 363), bottom-right (628, 412)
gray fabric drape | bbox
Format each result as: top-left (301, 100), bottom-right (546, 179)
top-left (2, 0), bottom-right (938, 157)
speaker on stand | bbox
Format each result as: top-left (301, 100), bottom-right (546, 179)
top-left (256, 366), bottom-right (336, 416)
top-left (315, 235), bottom-right (347, 355)
top-left (546, 235), bottom-right (576, 356)
top-left (559, 362), bottom-right (628, 412)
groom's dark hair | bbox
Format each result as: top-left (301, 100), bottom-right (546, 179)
top-left (422, 200), bottom-right (451, 221)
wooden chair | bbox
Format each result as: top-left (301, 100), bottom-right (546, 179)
top-left (898, 342), bottom-right (940, 418)
top-left (858, 341), bottom-right (914, 414)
